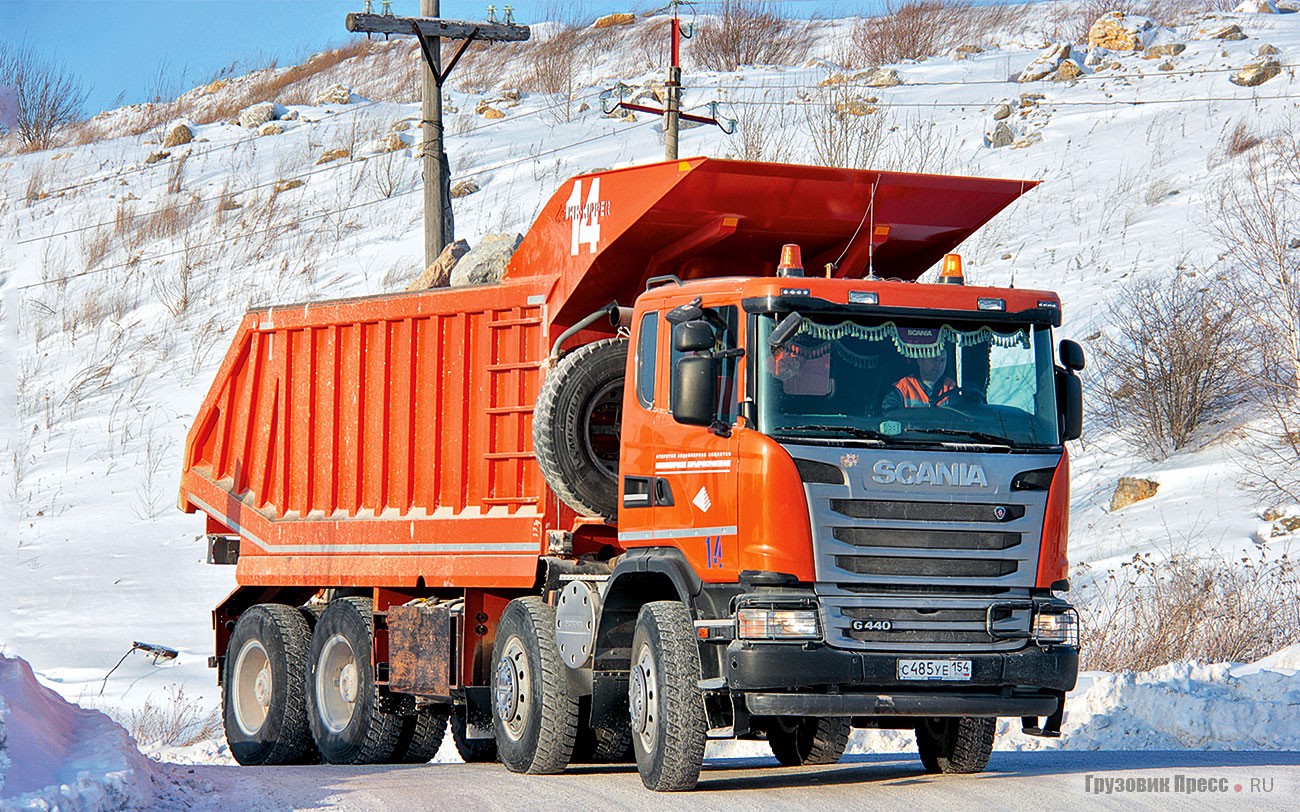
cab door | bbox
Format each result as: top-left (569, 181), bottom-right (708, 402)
top-left (617, 309), bottom-right (664, 544)
top-left (643, 305), bottom-right (742, 583)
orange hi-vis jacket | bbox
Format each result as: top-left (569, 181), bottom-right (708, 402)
top-left (892, 375), bottom-right (957, 408)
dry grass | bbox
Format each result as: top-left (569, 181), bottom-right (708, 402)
top-left (1225, 120), bottom-right (1265, 158)
top-left (1077, 548), bottom-right (1300, 671)
top-left (113, 686), bottom-right (222, 748)
top-left (196, 39), bottom-right (381, 124)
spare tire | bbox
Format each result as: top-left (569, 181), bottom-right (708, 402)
top-left (533, 338), bottom-right (627, 520)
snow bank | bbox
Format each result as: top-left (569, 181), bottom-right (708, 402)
top-left (0, 656), bottom-right (157, 812)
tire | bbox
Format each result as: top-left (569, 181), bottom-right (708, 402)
top-left (306, 596), bottom-right (405, 764)
top-left (573, 717), bottom-right (634, 764)
top-left (764, 717), bottom-right (851, 767)
top-left (533, 338), bottom-right (627, 520)
top-left (915, 717), bottom-right (996, 774)
top-left (223, 603), bottom-right (316, 766)
top-left (491, 597), bottom-right (579, 774)
top-left (392, 706), bottom-right (451, 764)
top-left (451, 706), bottom-right (498, 763)
top-left (629, 601), bottom-right (708, 792)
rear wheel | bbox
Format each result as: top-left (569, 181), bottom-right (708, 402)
top-left (764, 716), bottom-right (851, 766)
top-left (629, 601), bottom-right (707, 792)
top-left (392, 706), bottom-right (451, 764)
top-left (491, 597), bottom-right (579, 774)
top-left (915, 717), bottom-right (996, 774)
top-left (306, 597), bottom-right (404, 764)
top-left (451, 706), bottom-right (498, 763)
top-left (223, 603), bottom-right (316, 766)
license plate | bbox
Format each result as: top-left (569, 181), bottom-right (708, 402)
top-left (897, 659), bottom-right (973, 681)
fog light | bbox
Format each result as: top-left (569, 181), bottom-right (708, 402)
top-left (1032, 609), bottom-right (1078, 646)
top-left (736, 608), bottom-right (820, 640)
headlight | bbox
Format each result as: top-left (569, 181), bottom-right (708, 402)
top-left (736, 607), bottom-right (821, 640)
top-left (1032, 609), bottom-right (1078, 646)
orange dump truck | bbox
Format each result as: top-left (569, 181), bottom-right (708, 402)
top-left (181, 158), bottom-right (1084, 790)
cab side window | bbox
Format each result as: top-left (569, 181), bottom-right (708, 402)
top-left (636, 311), bottom-right (658, 409)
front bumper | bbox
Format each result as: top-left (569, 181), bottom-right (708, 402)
top-left (725, 639), bottom-right (1077, 718)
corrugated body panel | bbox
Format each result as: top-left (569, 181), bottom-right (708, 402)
top-left (185, 280), bottom-right (553, 523)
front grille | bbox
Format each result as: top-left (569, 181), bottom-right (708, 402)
top-left (820, 591), bottom-right (1031, 652)
top-left (834, 555), bottom-right (1018, 578)
top-left (836, 583), bottom-right (1013, 596)
top-left (830, 499), bottom-right (1025, 523)
top-left (832, 526), bottom-right (1019, 550)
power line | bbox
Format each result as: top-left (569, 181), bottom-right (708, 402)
top-left (16, 116), bottom-right (660, 292)
top-left (19, 87), bottom-right (608, 246)
top-left (721, 93), bottom-right (1300, 108)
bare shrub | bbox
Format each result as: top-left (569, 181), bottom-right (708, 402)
top-left (1077, 549), bottom-right (1300, 671)
top-left (801, 81), bottom-right (889, 169)
top-left (853, 0), bottom-right (972, 66)
top-left (879, 115), bottom-right (958, 174)
top-left (526, 27), bottom-right (586, 123)
top-left (727, 99), bottom-right (797, 163)
top-left (1, 42), bottom-right (88, 151)
top-left (363, 151), bottom-right (413, 199)
top-left (1214, 133), bottom-right (1300, 500)
top-left (693, 1), bottom-right (812, 72)
top-left (1093, 273), bottom-right (1249, 460)
top-left (113, 686), bottom-right (222, 748)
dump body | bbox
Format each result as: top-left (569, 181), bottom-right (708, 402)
top-left (180, 276), bottom-right (562, 590)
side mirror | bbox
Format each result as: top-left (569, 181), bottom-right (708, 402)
top-left (672, 356), bottom-right (718, 426)
top-left (1059, 339), bottom-right (1085, 372)
top-left (1056, 368), bottom-right (1082, 442)
top-left (673, 320), bottom-right (715, 353)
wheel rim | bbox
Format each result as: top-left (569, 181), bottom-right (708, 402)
top-left (581, 380), bottom-right (623, 480)
top-left (628, 641), bottom-right (659, 752)
top-left (232, 639), bottom-right (273, 736)
top-left (494, 636), bottom-right (531, 741)
top-left (316, 633), bottom-right (361, 734)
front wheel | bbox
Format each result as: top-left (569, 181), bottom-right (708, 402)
top-left (629, 601), bottom-right (708, 792)
top-left (491, 597), bottom-right (579, 774)
top-left (915, 717), bottom-right (996, 774)
top-left (764, 716), bottom-right (851, 766)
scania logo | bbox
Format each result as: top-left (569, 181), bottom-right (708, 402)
top-left (872, 460), bottom-right (989, 487)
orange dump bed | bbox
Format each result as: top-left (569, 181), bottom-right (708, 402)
top-left (181, 158), bottom-right (1034, 591)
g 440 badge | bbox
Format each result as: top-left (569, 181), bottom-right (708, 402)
top-left (851, 619), bottom-right (893, 632)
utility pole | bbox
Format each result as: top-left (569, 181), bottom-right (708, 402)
top-left (664, 10), bottom-right (683, 161)
top-left (347, 6), bottom-right (529, 267)
top-left (604, 1), bottom-right (734, 160)
top-left (422, 0), bottom-right (451, 265)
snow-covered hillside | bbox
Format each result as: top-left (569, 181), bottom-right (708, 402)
top-left (3, 0), bottom-right (1299, 771)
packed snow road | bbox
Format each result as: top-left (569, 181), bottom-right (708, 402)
top-left (172, 751), bottom-right (1300, 811)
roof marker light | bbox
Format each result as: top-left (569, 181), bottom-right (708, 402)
top-left (777, 244), bottom-right (804, 278)
top-left (977, 297), bottom-right (1006, 311)
top-left (940, 253), bottom-right (964, 285)
top-left (849, 290), bottom-right (879, 305)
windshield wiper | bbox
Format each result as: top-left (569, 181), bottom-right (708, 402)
top-left (906, 427), bottom-right (1017, 447)
top-left (773, 425), bottom-right (888, 444)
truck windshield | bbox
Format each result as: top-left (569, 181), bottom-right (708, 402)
top-left (755, 313), bottom-right (1060, 448)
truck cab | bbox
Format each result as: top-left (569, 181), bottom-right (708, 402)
top-left (603, 270), bottom-right (1081, 764)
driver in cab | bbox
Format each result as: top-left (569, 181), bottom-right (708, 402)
top-left (884, 354), bottom-right (956, 409)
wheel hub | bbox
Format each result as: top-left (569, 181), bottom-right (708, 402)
top-left (253, 667), bottom-right (272, 708)
top-left (494, 637), bottom-right (531, 741)
top-left (629, 664), bottom-right (648, 732)
top-left (338, 663), bottom-right (358, 704)
top-left (316, 634), bottom-right (361, 734)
